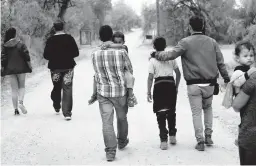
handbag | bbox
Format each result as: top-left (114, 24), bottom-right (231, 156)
top-left (222, 82), bottom-right (234, 109)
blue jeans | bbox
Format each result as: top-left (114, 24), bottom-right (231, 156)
top-left (97, 94), bottom-right (129, 153)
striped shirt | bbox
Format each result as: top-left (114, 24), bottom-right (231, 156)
top-left (92, 47), bottom-right (133, 97)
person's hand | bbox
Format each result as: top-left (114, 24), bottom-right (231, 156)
top-left (248, 67), bottom-right (256, 76)
top-left (147, 93), bottom-right (152, 103)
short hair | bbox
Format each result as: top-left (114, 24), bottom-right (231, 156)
top-left (112, 31), bottom-right (125, 43)
top-left (189, 16), bottom-right (204, 32)
top-left (99, 25), bottom-right (113, 42)
top-left (235, 41), bottom-right (255, 57)
top-left (4, 27), bottom-right (16, 43)
top-left (153, 37), bottom-right (166, 51)
top-left (53, 19), bottom-right (64, 31)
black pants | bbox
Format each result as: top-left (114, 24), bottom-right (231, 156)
top-left (50, 69), bottom-right (74, 117)
top-left (239, 146), bottom-right (256, 165)
top-left (156, 110), bottom-right (177, 142)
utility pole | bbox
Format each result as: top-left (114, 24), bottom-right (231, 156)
top-left (156, 0), bottom-right (160, 36)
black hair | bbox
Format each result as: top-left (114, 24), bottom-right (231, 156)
top-left (153, 37), bottom-right (166, 51)
top-left (53, 19), bottom-right (64, 31)
top-left (99, 25), bottom-right (113, 42)
top-left (4, 27), bottom-right (16, 43)
top-left (235, 41), bottom-right (255, 57)
top-left (112, 31), bottom-right (125, 43)
top-left (189, 16), bottom-right (204, 32)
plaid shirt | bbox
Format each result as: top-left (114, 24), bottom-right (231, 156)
top-left (92, 47), bottom-right (133, 97)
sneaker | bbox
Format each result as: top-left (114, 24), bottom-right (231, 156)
top-left (160, 141), bottom-right (168, 150)
top-left (169, 136), bottom-right (177, 145)
top-left (65, 116), bottom-right (72, 121)
top-left (18, 102), bottom-right (27, 114)
top-left (106, 152), bottom-right (115, 162)
top-left (205, 135), bottom-right (214, 146)
top-left (14, 109), bottom-right (20, 115)
top-left (118, 139), bottom-right (129, 150)
top-left (195, 141), bottom-right (205, 151)
top-left (55, 109), bottom-right (60, 115)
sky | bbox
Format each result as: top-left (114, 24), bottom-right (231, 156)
top-left (112, 0), bottom-right (155, 16)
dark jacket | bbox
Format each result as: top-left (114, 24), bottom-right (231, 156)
top-left (43, 33), bottom-right (79, 70)
top-left (1, 38), bottom-right (32, 76)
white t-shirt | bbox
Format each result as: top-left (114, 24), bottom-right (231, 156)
top-left (148, 58), bottom-right (178, 78)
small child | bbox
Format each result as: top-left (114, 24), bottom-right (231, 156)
top-left (230, 41), bottom-right (256, 146)
top-left (88, 32), bottom-right (137, 107)
top-left (147, 37), bottom-right (181, 150)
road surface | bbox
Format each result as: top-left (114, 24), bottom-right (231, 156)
top-left (1, 29), bottom-right (239, 165)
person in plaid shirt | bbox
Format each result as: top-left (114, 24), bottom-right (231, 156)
top-left (91, 25), bottom-right (133, 162)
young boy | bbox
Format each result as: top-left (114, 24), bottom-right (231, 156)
top-left (147, 37), bottom-right (181, 150)
top-left (229, 41), bottom-right (256, 146)
top-left (88, 32), bottom-right (137, 107)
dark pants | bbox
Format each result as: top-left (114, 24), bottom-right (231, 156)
top-left (50, 69), bottom-right (74, 117)
top-left (239, 146), bottom-right (256, 165)
top-left (97, 94), bottom-right (129, 154)
top-left (156, 110), bottom-right (177, 142)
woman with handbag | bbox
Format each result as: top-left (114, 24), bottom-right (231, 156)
top-left (1, 27), bottom-right (32, 115)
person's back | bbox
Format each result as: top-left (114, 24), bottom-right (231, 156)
top-left (44, 34), bottom-right (79, 70)
top-left (92, 48), bottom-right (132, 97)
top-left (180, 34), bottom-right (221, 82)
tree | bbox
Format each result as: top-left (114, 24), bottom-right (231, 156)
top-left (110, 1), bottom-right (141, 32)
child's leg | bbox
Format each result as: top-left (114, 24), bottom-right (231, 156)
top-left (156, 111), bottom-right (168, 142)
top-left (167, 84), bottom-right (177, 138)
top-left (124, 71), bottom-right (135, 98)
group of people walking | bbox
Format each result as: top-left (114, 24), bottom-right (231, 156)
top-left (1, 16), bottom-right (256, 165)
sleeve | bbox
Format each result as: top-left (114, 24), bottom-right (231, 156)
top-left (172, 60), bottom-right (178, 69)
top-left (123, 51), bottom-right (133, 75)
top-left (242, 77), bottom-right (255, 96)
top-left (43, 39), bottom-right (51, 60)
top-left (1, 46), bottom-right (7, 67)
top-left (21, 43), bottom-right (30, 61)
top-left (69, 35), bottom-right (79, 58)
top-left (156, 39), bottom-right (187, 61)
top-left (148, 59), bottom-right (155, 74)
top-left (214, 41), bottom-right (230, 82)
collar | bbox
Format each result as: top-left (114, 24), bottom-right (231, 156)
top-left (192, 32), bottom-right (203, 35)
top-left (55, 31), bottom-right (65, 35)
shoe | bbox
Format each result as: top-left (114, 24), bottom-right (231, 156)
top-left (169, 136), bottom-right (177, 145)
top-left (65, 116), bottom-right (72, 121)
top-left (55, 109), bottom-right (60, 115)
top-left (118, 138), bottom-right (129, 150)
top-left (205, 135), bottom-right (214, 146)
top-left (14, 109), bottom-right (20, 115)
top-left (106, 152), bottom-right (115, 162)
top-left (160, 141), bottom-right (168, 150)
top-left (18, 101), bottom-right (27, 114)
top-left (195, 141), bottom-right (205, 151)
